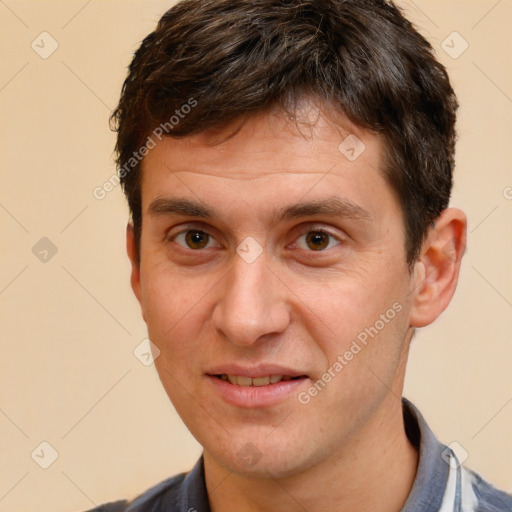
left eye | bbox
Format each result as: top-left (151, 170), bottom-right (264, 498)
top-left (173, 230), bottom-right (218, 250)
top-left (296, 230), bottom-right (340, 251)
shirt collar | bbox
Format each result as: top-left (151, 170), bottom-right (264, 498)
top-left (177, 455), bottom-right (209, 511)
top-left (400, 397), bottom-right (450, 511)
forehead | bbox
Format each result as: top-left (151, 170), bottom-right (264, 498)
top-left (141, 106), bottom-right (384, 182)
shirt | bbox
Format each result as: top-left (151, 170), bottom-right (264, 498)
top-left (87, 398), bottom-right (512, 511)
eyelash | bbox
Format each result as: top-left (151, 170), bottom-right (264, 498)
top-left (167, 227), bottom-right (343, 253)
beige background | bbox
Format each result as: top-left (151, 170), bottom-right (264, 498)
top-left (0, 1), bottom-right (511, 510)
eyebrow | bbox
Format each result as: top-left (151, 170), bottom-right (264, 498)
top-left (148, 198), bottom-right (214, 218)
top-left (147, 196), bottom-right (372, 224)
top-left (274, 197), bottom-right (372, 224)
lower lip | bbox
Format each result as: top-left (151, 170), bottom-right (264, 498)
top-left (207, 375), bottom-right (308, 408)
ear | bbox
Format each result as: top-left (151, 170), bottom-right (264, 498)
top-left (126, 222), bottom-right (143, 306)
top-left (409, 208), bottom-right (467, 328)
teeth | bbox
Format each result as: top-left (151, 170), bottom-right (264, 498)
top-left (220, 374), bottom-right (289, 386)
top-left (236, 376), bottom-right (252, 386)
top-left (252, 376), bottom-right (270, 387)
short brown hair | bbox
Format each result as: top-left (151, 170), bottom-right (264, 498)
top-left (111, 0), bottom-right (458, 266)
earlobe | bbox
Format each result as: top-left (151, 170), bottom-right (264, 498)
top-left (409, 208), bottom-right (467, 328)
top-left (126, 222), bottom-right (143, 307)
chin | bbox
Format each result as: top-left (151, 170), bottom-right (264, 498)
top-left (204, 432), bottom-right (325, 480)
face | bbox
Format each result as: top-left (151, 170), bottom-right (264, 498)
top-left (129, 105), bottom-right (419, 478)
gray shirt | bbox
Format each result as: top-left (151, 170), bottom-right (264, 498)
top-left (87, 398), bottom-right (512, 511)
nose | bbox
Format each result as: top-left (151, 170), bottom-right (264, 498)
top-left (211, 252), bottom-right (291, 346)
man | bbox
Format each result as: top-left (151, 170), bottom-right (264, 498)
top-left (91, 0), bottom-right (512, 510)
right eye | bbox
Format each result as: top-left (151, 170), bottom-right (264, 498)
top-left (171, 229), bottom-right (218, 250)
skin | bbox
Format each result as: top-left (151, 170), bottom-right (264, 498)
top-left (127, 103), bottom-right (467, 512)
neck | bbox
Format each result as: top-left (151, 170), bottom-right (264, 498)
top-left (204, 395), bottom-right (419, 512)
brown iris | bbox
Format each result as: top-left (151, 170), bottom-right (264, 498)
top-left (185, 230), bottom-right (209, 249)
top-left (305, 231), bottom-right (330, 250)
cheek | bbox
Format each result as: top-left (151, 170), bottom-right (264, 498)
top-left (139, 263), bottom-right (207, 352)
top-left (300, 264), bottom-right (406, 337)
top-left (293, 266), bottom-right (411, 387)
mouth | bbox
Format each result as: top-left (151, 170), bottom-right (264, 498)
top-left (206, 367), bottom-right (310, 408)
top-left (213, 374), bottom-right (307, 387)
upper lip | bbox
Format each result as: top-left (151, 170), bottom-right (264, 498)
top-left (206, 364), bottom-right (308, 378)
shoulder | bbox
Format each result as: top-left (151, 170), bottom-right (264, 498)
top-left (84, 471), bottom-right (188, 512)
top-left (461, 466), bottom-right (512, 512)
